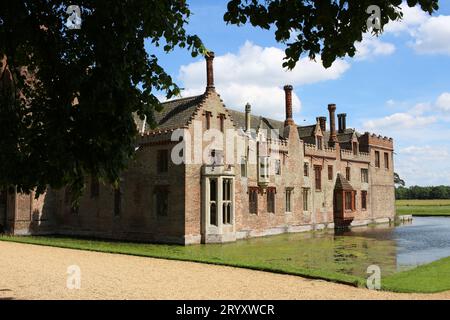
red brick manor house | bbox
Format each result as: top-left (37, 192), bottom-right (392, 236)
top-left (0, 53), bottom-right (395, 244)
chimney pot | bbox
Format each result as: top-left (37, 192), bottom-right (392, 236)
top-left (284, 85), bottom-right (294, 126)
top-left (328, 104), bottom-right (337, 145)
top-left (317, 116), bottom-right (327, 132)
top-left (205, 51), bottom-right (215, 89)
top-left (337, 113), bottom-right (347, 133)
top-left (245, 103), bottom-right (251, 132)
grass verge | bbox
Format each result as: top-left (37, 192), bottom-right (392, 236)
top-left (383, 256), bottom-right (450, 293)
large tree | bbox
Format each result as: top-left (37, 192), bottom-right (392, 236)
top-left (0, 0), bottom-right (439, 196)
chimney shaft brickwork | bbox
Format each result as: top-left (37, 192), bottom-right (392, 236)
top-left (328, 104), bottom-right (337, 144)
top-left (206, 51), bottom-right (215, 89)
top-left (338, 113), bottom-right (347, 133)
top-left (284, 85), bottom-right (294, 126)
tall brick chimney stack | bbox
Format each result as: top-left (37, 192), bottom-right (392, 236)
top-left (328, 104), bottom-right (337, 145)
top-left (337, 113), bottom-right (347, 133)
top-left (317, 116), bottom-right (327, 132)
top-left (206, 51), bottom-right (215, 89)
top-left (284, 85), bottom-right (294, 126)
top-left (245, 103), bottom-right (251, 132)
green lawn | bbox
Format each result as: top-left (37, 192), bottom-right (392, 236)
top-left (1, 233), bottom-right (450, 293)
top-left (396, 199), bottom-right (450, 216)
top-left (383, 256), bottom-right (450, 293)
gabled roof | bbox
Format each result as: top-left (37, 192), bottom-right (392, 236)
top-left (297, 125), bottom-right (316, 138)
top-left (135, 93), bottom-right (361, 144)
top-left (335, 173), bottom-right (354, 191)
top-left (136, 95), bottom-right (205, 132)
top-left (210, 108), bottom-right (287, 139)
top-left (226, 109), bottom-right (262, 132)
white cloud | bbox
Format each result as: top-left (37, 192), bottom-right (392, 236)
top-left (412, 16), bottom-right (450, 55)
top-left (364, 91), bottom-right (450, 132)
top-left (396, 146), bottom-right (450, 186)
top-left (384, 3), bottom-right (450, 56)
top-left (384, 4), bottom-right (429, 35)
top-left (400, 145), bottom-right (449, 157)
top-left (354, 36), bottom-right (396, 60)
top-left (409, 102), bottom-right (431, 116)
top-left (364, 112), bottom-right (437, 130)
top-left (178, 41), bottom-right (350, 119)
top-left (436, 92), bottom-right (450, 112)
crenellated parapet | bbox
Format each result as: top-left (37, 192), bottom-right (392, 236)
top-left (304, 143), bottom-right (336, 158)
top-left (340, 149), bottom-right (371, 162)
top-left (359, 132), bottom-right (394, 151)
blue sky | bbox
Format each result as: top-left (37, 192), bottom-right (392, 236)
top-left (146, 1), bottom-right (450, 186)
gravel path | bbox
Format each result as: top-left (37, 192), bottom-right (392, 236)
top-left (0, 241), bottom-right (449, 300)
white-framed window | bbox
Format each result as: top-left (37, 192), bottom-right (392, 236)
top-left (209, 178), bottom-right (218, 226)
top-left (259, 156), bottom-right (269, 179)
top-left (222, 178), bottom-right (232, 224)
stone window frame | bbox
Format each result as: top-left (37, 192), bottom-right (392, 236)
top-left (304, 162), bottom-right (309, 177)
top-left (317, 136), bottom-right (323, 150)
top-left (314, 165), bottom-right (322, 191)
top-left (361, 190), bottom-right (368, 210)
top-left (285, 187), bottom-right (293, 213)
top-left (266, 187), bottom-right (276, 214)
top-left (302, 187), bottom-right (310, 212)
top-left (353, 141), bottom-right (359, 155)
top-left (222, 178), bottom-right (232, 224)
top-left (240, 156), bottom-right (247, 178)
top-left (344, 191), bottom-right (356, 212)
top-left (375, 150), bottom-right (380, 168)
top-left (327, 165), bottom-right (333, 181)
top-left (361, 168), bottom-right (369, 183)
top-left (346, 166), bottom-right (351, 181)
top-left (209, 178), bottom-right (218, 225)
top-left (248, 187), bottom-right (258, 214)
top-left (258, 156), bottom-right (270, 182)
top-left (384, 152), bottom-right (390, 170)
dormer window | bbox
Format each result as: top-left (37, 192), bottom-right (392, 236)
top-left (317, 136), bottom-right (323, 150)
top-left (353, 142), bottom-right (358, 155)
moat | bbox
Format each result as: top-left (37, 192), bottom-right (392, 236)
top-left (190, 216), bottom-right (450, 278)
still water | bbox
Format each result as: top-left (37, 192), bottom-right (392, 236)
top-left (345, 217), bottom-right (450, 271)
top-left (193, 217), bottom-right (450, 278)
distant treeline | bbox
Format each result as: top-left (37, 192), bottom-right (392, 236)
top-left (396, 186), bottom-right (450, 200)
